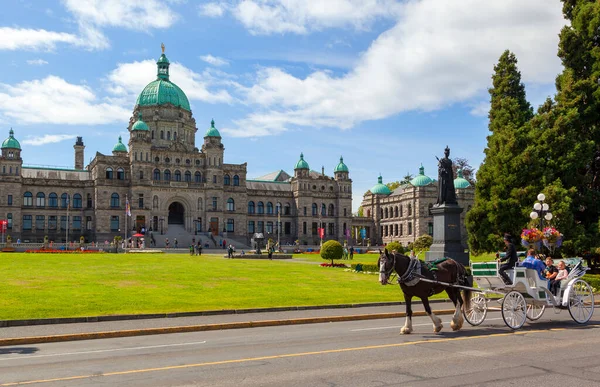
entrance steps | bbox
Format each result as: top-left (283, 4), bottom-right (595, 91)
top-left (148, 224), bottom-right (250, 250)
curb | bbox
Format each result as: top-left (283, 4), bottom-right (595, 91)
top-left (0, 309), bottom-right (458, 347)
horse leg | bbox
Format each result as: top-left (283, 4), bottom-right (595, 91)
top-left (422, 297), bottom-right (443, 333)
top-left (400, 295), bottom-right (413, 334)
top-left (447, 289), bottom-right (464, 331)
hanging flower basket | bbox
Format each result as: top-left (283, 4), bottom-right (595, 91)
top-left (542, 227), bottom-right (562, 251)
top-left (521, 228), bottom-right (543, 248)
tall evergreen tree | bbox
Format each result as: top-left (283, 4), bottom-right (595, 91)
top-left (466, 51), bottom-right (534, 254)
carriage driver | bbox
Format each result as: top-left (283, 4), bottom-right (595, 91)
top-left (498, 233), bottom-right (518, 285)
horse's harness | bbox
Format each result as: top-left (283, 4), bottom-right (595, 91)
top-left (381, 254), bottom-right (422, 287)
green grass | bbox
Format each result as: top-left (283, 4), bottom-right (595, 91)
top-left (0, 252), bottom-right (410, 320)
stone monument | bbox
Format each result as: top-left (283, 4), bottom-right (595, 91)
top-left (426, 146), bottom-right (469, 265)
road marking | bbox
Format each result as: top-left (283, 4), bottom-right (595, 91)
top-left (2, 325), bottom-right (590, 386)
top-left (0, 341), bottom-right (207, 362)
top-left (349, 318), bottom-right (504, 331)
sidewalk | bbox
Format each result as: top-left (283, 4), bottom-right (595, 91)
top-left (0, 300), bottom-right (457, 346)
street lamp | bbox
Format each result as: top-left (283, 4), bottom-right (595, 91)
top-left (530, 193), bottom-right (553, 229)
top-left (159, 217), bottom-right (164, 235)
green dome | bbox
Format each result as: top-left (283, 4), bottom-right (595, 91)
top-left (370, 175), bottom-right (391, 195)
top-left (1, 128), bottom-right (21, 150)
top-left (410, 164), bottom-right (433, 186)
top-left (135, 48), bottom-right (191, 111)
top-left (132, 112), bottom-right (149, 131)
top-left (113, 136), bottom-right (128, 153)
top-left (205, 119), bottom-right (221, 137)
top-left (454, 169), bottom-right (471, 189)
top-left (294, 153), bottom-right (309, 170)
top-left (334, 156), bottom-right (349, 173)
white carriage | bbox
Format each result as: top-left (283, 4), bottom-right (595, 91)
top-left (463, 259), bottom-right (595, 329)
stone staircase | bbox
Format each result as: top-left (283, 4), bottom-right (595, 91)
top-left (148, 224), bottom-right (250, 250)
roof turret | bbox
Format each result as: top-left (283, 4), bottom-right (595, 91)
top-left (1, 128), bottom-right (21, 150)
top-left (410, 164), bottom-right (433, 186)
top-left (113, 136), bottom-right (128, 153)
top-left (205, 119), bottom-right (221, 137)
top-left (454, 169), bottom-right (471, 189)
top-left (132, 112), bottom-right (149, 131)
top-left (334, 156), bottom-right (349, 173)
top-left (370, 175), bottom-right (391, 195)
top-left (294, 153), bottom-right (309, 170)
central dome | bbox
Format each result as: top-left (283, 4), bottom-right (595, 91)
top-left (135, 47), bottom-right (191, 111)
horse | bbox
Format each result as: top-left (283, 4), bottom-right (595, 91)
top-left (378, 249), bottom-right (471, 334)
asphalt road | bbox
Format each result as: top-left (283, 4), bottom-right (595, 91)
top-left (1, 310), bottom-right (599, 387)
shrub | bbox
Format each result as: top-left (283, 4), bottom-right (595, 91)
top-left (583, 274), bottom-right (600, 292)
top-left (385, 241), bottom-right (404, 254)
top-left (321, 240), bottom-right (343, 265)
top-left (413, 234), bottom-right (433, 252)
top-left (351, 263), bottom-right (379, 273)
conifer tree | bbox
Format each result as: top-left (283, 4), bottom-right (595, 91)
top-left (466, 51), bottom-right (534, 254)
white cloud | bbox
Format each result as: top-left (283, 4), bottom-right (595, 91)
top-left (26, 59), bottom-right (49, 66)
top-left (22, 134), bottom-right (77, 146)
top-left (200, 54), bottom-right (229, 66)
top-left (199, 2), bottom-right (226, 17)
top-left (0, 76), bottom-right (130, 125)
top-left (225, 0), bottom-right (566, 137)
top-left (206, 0), bottom-right (400, 35)
top-left (469, 101), bottom-right (489, 117)
top-left (0, 27), bottom-right (78, 51)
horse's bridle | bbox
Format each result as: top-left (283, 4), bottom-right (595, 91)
top-left (379, 253), bottom-right (396, 285)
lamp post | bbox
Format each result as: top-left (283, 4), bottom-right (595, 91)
top-left (65, 194), bottom-right (70, 250)
top-left (193, 219), bottom-right (198, 235)
top-left (277, 210), bottom-right (281, 250)
top-left (530, 193), bottom-right (553, 229)
top-left (159, 217), bottom-right (164, 235)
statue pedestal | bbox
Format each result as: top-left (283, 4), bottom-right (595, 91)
top-left (426, 204), bottom-right (469, 266)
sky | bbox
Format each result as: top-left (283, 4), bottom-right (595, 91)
top-left (0, 0), bottom-right (567, 212)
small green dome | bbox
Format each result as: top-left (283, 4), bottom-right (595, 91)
top-left (205, 119), bottom-right (221, 137)
top-left (294, 153), bottom-right (309, 170)
top-left (132, 112), bottom-right (149, 131)
top-left (410, 164), bottom-right (433, 186)
top-left (113, 136), bottom-right (128, 153)
top-left (334, 156), bottom-right (349, 173)
top-left (454, 169), bottom-right (471, 189)
top-left (370, 175), bottom-right (391, 195)
top-left (1, 128), bottom-right (21, 150)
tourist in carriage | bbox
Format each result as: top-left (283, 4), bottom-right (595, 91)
top-left (498, 234), bottom-right (518, 285)
top-left (520, 249), bottom-right (546, 279)
top-left (550, 261), bottom-right (569, 295)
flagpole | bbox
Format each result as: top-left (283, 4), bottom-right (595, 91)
top-left (125, 194), bottom-right (128, 247)
top-left (65, 194), bottom-right (69, 250)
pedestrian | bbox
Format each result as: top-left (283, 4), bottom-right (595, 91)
top-left (192, 237), bottom-right (195, 245)
top-left (189, 244), bottom-right (194, 256)
top-left (199, 244), bottom-right (203, 255)
top-left (497, 233), bottom-right (518, 285)
top-left (349, 246), bottom-right (354, 260)
top-left (174, 238), bottom-right (178, 249)
top-left (196, 241), bottom-right (201, 256)
top-left (268, 246), bottom-right (273, 260)
top-left (165, 238), bottom-right (169, 249)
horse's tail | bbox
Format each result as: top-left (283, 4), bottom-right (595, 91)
top-left (455, 261), bottom-right (471, 313)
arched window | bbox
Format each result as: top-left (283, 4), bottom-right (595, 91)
top-left (267, 202), bottom-right (273, 214)
top-left (153, 169), bottom-right (160, 180)
top-left (167, 131), bottom-right (171, 140)
top-left (312, 203), bottom-right (317, 216)
top-left (321, 204), bottom-right (326, 216)
top-left (395, 206), bottom-right (399, 218)
top-left (195, 172), bottom-right (201, 183)
top-left (164, 170), bottom-right (171, 181)
top-left (23, 192), bottom-right (33, 206)
top-left (227, 198), bottom-right (235, 211)
top-left (117, 168), bottom-right (124, 180)
top-left (106, 167), bottom-right (113, 179)
top-left (49, 193), bottom-right (58, 208)
top-left (73, 194), bottom-right (82, 208)
top-left (153, 196), bottom-right (159, 210)
top-left (275, 202), bottom-right (281, 215)
top-left (384, 208), bottom-right (389, 218)
top-left (380, 208), bottom-right (384, 218)
top-left (367, 209), bottom-right (371, 217)
top-left (399, 205), bottom-right (403, 217)
top-left (408, 203), bottom-right (412, 216)
top-left (160, 131), bottom-right (164, 139)
top-left (87, 193), bottom-right (92, 208)
top-left (173, 132), bottom-right (177, 141)
top-left (174, 170), bottom-right (181, 181)
top-left (284, 203), bottom-right (291, 215)
top-left (36, 192), bottom-right (45, 207)
top-left (328, 204), bottom-right (334, 216)
top-left (227, 218), bottom-right (234, 232)
top-left (233, 175), bottom-right (240, 186)
top-left (224, 174), bottom-right (231, 185)
top-left (197, 198), bottom-right (203, 211)
top-left (257, 201), bottom-right (264, 214)
top-left (248, 201), bottom-right (255, 214)
top-left (61, 193), bottom-right (68, 208)
top-left (184, 171), bottom-right (191, 182)
top-left (110, 193), bottom-right (120, 208)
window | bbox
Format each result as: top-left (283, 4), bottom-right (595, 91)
top-left (303, 207), bottom-right (307, 216)
top-left (408, 222), bottom-right (413, 235)
top-left (399, 205), bottom-right (403, 217)
top-left (7, 213), bottom-right (12, 229)
top-left (36, 215), bottom-right (45, 230)
top-left (23, 192), bottom-right (33, 206)
top-left (73, 216), bottom-right (81, 230)
top-left (87, 193), bottom-right (92, 208)
top-left (328, 204), bottom-right (334, 216)
top-left (195, 172), bottom-right (201, 183)
top-left (36, 192), bottom-right (45, 207)
top-left (267, 202), bottom-right (273, 214)
top-left (321, 204), bottom-right (326, 216)
top-left (139, 170), bottom-right (144, 180)
top-left (184, 171), bottom-right (191, 182)
top-left (86, 216), bottom-right (92, 230)
top-left (248, 221), bottom-right (255, 233)
top-left (428, 222), bottom-right (433, 236)
top-left (72, 194), bottom-right (82, 209)
top-left (395, 224), bottom-right (399, 236)
top-left (49, 216), bottom-right (57, 230)
top-left (343, 208), bottom-right (347, 217)
top-left (395, 206), bottom-right (399, 218)
top-left (174, 170), bottom-right (181, 181)
top-left (224, 175), bottom-right (230, 185)
top-left (303, 222), bottom-right (307, 234)
top-left (117, 168), bottom-right (124, 180)
top-left (400, 224), bottom-right (404, 236)
top-left (111, 193), bottom-right (120, 208)
top-left (312, 222), bottom-right (318, 235)
top-left (164, 170), bottom-right (171, 181)
top-left (257, 221), bottom-right (264, 233)
top-left (248, 201), bottom-right (255, 214)
top-left (61, 193), bottom-right (69, 208)
top-left (138, 194), bottom-right (144, 209)
top-left (312, 203), bottom-right (317, 216)
top-left (110, 216), bottom-right (119, 231)
top-left (8, 194), bottom-right (13, 206)
top-left (408, 204), bottom-right (412, 216)
top-left (154, 169), bottom-right (161, 180)
top-left (227, 198), bottom-right (235, 211)
top-left (227, 219), bottom-right (234, 232)
top-left (106, 167), bottom-right (113, 179)
top-left (257, 202), bottom-right (264, 214)
top-left (285, 222), bottom-right (291, 235)
top-left (328, 223), bottom-right (334, 236)
top-left (212, 197), bottom-right (217, 210)
top-left (233, 175), bottom-right (240, 186)
top-left (197, 198), bottom-right (202, 211)
top-left (212, 175), bottom-right (217, 183)
top-left (160, 131), bottom-right (164, 139)
top-left (384, 208), bottom-right (388, 218)
top-left (60, 216), bottom-right (67, 231)
top-left (266, 221), bottom-right (273, 233)
top-left (284, 203), bottom-right (291, 215)
top-left (167, 131), bottom-right (171, 140)
top-left (275, 203), bottom-right (281, 215)
top-left (22, 215), bottom-right (32, 230)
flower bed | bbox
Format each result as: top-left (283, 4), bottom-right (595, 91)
top-left (25, 249), bottom-right (103, 253)
top-left (319, 263), bottom-right (348, 268)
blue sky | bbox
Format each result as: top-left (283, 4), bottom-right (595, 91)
top-left (1, 0), bottom-right (567, 212)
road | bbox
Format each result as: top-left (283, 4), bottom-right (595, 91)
top-left (1, 311), bottom-right (599, 387)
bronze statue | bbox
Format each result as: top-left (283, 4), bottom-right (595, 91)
top-left (436, 146), bottom-right (457, 205)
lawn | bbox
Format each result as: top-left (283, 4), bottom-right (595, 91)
top-left (0, 252), bottom-right (409, 320)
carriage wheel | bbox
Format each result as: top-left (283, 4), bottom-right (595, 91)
top-left (526, 303), bottom-right (546, 321)
top-left (501, 291), bottom-right (527, 330)
top-left (463, 294), bottom-right (487, 326)
top-left (568, 279), bottom-right (594, 324)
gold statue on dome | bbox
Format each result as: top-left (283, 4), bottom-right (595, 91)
top-left (161, 42), bottom-right (165, 53)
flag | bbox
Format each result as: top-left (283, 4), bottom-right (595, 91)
top-left (318, 227), bottom-right (325, 239)
top-left (125, 197), bottom-right (131, 217)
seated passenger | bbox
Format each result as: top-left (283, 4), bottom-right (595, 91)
top-left (544, 257), bottom-right (558, 282)
top-left (550, 261), bottom-right (569, 295)
top-left (520, 249), bottom-right (546, 279)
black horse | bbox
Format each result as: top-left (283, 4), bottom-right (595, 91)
top-left (378, 250), bottom-right (471, 334)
